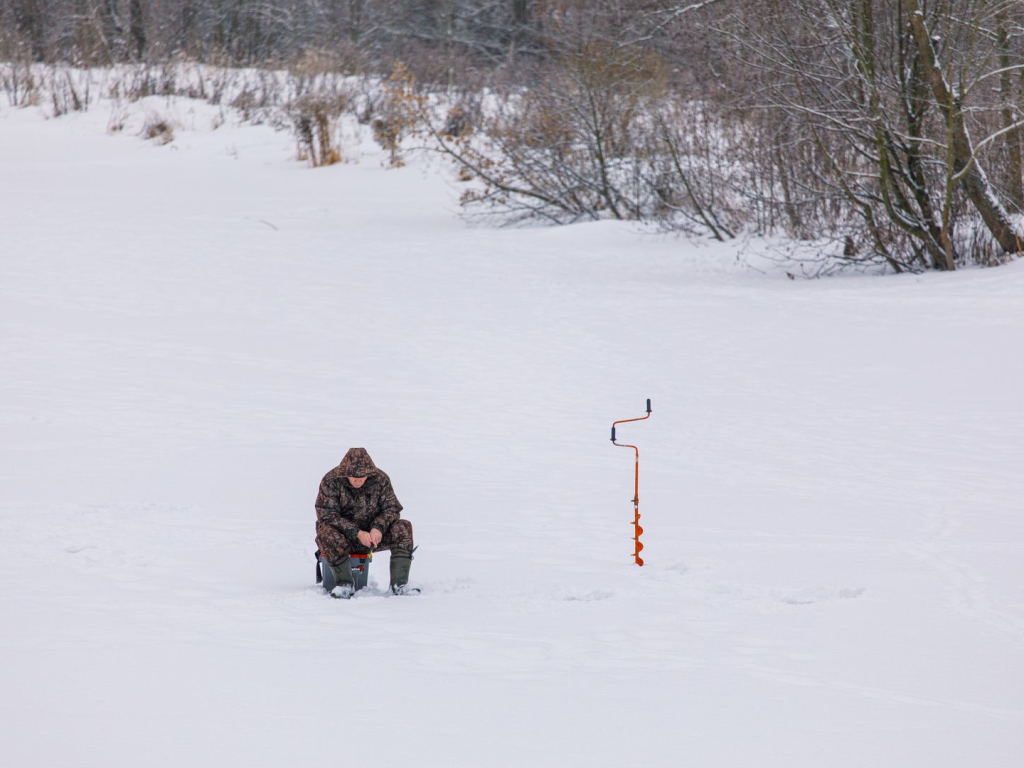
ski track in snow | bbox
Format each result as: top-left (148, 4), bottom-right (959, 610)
top-left (2, 97), bottom-right (1024, 767)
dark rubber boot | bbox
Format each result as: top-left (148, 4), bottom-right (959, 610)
top-left (322, 556), bottom-right (355, 599)
top-left (390, 547), bottom-right (420, 595)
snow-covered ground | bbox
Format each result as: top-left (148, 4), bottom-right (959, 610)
top-left (2, 98), bottom-right (1023, 767)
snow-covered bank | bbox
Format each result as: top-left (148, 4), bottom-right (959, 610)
top-left (2, 100), bottom-right (1023, 767)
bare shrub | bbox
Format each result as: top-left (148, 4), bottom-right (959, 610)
top-left (417, 42), bottom-right (679, 225)
top-left (388, 39), bottom-right (487, 93)
top-left (49, 69), bottom-right (90, 117)
top-left (120, 65), bottom-right (158, 102)
top-left (107, 101), bottom-right (129, 134)
top-left (203, 61), bottom-right (241, 106)
top-left (152, 62), bottom-right (179, 97)
top-left (350, 78), bottom-right (382, 125)
top-left (230, 71), bottom-right (284, 123)
top-left (1, 59), bottom-right (39, 108)
top-left (290, 92), bottom-right (348, 167)
top-left (231, 87), bottom-right (264, 121)
top-left (289, 44), bottom-right (364, 85)
top-left (441, 94), bottom-right (482, 139)
top-left (372, 63), bottom-right (427, 168)
top-left (649, 99), bottom-right (741, 241)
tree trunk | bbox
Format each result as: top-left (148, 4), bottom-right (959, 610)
top-left (129, 0), bottom-right (145, 61)
top-left (510, 0), bottom-right (530, 63)
top-left (903, 0), bottom-right (1023, 254)
top-left (13, 0), bottom-right (47, 60)
top-left (999, 14), bottom-right (1024, 211)
top-left (348, 0), bottom-right (365, 44)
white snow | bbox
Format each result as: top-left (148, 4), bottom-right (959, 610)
top-left (2, 97), bottom-right (1023, 767)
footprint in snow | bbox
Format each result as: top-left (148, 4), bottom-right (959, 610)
top-left (558, 589), bottom-right (614, 602)
top-left (773, 587), bottom-right (865, 605)
top-left (65, 545), bottom-right (98, 554)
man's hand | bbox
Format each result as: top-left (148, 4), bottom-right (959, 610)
top-left (357, 529), bottom-right (383, 549)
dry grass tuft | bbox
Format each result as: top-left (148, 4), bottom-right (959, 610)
top-left (141, 114), bottom-right (175, 144)
top-left (290, 91), bottom-right (348, 167)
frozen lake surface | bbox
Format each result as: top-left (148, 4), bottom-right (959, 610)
top-left (2, 98), bottom-right (1023, 767)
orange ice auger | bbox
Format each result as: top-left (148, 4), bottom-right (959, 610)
top-left (611, 399), bottom-right (652, 566)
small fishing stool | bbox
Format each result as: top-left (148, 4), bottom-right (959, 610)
top-left (315, 550), bottom-right (373, 593)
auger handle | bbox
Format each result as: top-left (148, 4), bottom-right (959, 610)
top-left (647, 399), bottom-right (652, 414)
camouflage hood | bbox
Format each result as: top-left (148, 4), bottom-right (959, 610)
top-left (337, 447), bottom-right (378, 478)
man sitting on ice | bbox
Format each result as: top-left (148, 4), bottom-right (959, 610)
top-left (315, 447), bottom-right (416, 598)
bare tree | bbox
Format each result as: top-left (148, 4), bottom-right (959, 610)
top-left (718, 0), bottom-right (1024, 269)
top-left (903, 0), bottom-right (1022, 256)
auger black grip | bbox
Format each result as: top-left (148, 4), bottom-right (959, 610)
top-left (646, 399), bottom-right (652, 414)
top-left (611, 426), bottom-right (616, 441)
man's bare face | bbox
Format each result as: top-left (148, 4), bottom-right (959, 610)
top-left (347, 476), bottom-right (368, 489)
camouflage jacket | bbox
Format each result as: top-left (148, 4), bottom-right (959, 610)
top-left (315, 467), bottom-right (403, 541)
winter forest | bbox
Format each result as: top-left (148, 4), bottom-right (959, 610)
top-left (3, 0), bottom-right (1024, 271)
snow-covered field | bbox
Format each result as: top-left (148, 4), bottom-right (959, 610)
top-left (2, 98), bottom-right (1023, 767)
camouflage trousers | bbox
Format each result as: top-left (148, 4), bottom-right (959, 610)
top-left (316, 518), bottom-right (415, 566)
